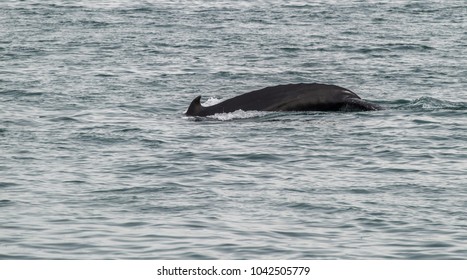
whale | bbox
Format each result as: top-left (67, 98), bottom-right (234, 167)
top-left (185, 83), bottom-right (382, 117)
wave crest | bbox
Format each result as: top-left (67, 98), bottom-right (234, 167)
top-left (407, 97), bottom-right (467, 110)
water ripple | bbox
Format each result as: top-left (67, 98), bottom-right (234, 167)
top-left (1, 0), bottom-right (466, 260)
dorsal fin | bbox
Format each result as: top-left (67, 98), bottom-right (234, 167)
top-left (185, 96), bottom-right (204, 116)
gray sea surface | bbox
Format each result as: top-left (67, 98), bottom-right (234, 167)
top-left (1, 0), bottom-right (466, 259)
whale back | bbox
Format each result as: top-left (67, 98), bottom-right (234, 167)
top-left (185, 83), bottom-right (381, 116)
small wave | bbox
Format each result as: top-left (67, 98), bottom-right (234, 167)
top-left (389, 43), bottom-right (435, 51)
top-left (0, 89), bottom-right (44, 97)
top-left (0, 182), bottom-right (18, 188)
top-left (48, 116), bottom-right (80, 123)
top-left (405, 97), bottom-right (467, 110)
top-left (385, 97), bottom-right (467, 111)
top-left (77, 20), bottom-right (111, 27)
top-left (0, 199), bottom-right (14, 208)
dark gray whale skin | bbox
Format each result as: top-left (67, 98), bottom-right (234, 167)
top-left (186, 83), bottom-right (383, 117)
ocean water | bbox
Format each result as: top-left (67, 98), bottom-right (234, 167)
top-left (1, 0), bottom-right (466, 259)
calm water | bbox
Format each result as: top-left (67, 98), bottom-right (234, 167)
top-left (1, 0), bottom-right (466, 259)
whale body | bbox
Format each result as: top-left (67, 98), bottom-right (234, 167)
top-left (186, 83), bottom-right (382, 117)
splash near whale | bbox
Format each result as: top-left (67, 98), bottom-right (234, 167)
top-left (186, 83), bottom-right (382, 117)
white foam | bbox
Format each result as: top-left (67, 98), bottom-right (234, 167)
top-left (210, 110), bottom-right (267, 121)
top-left (202, 97), bottom-right (222, 107)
